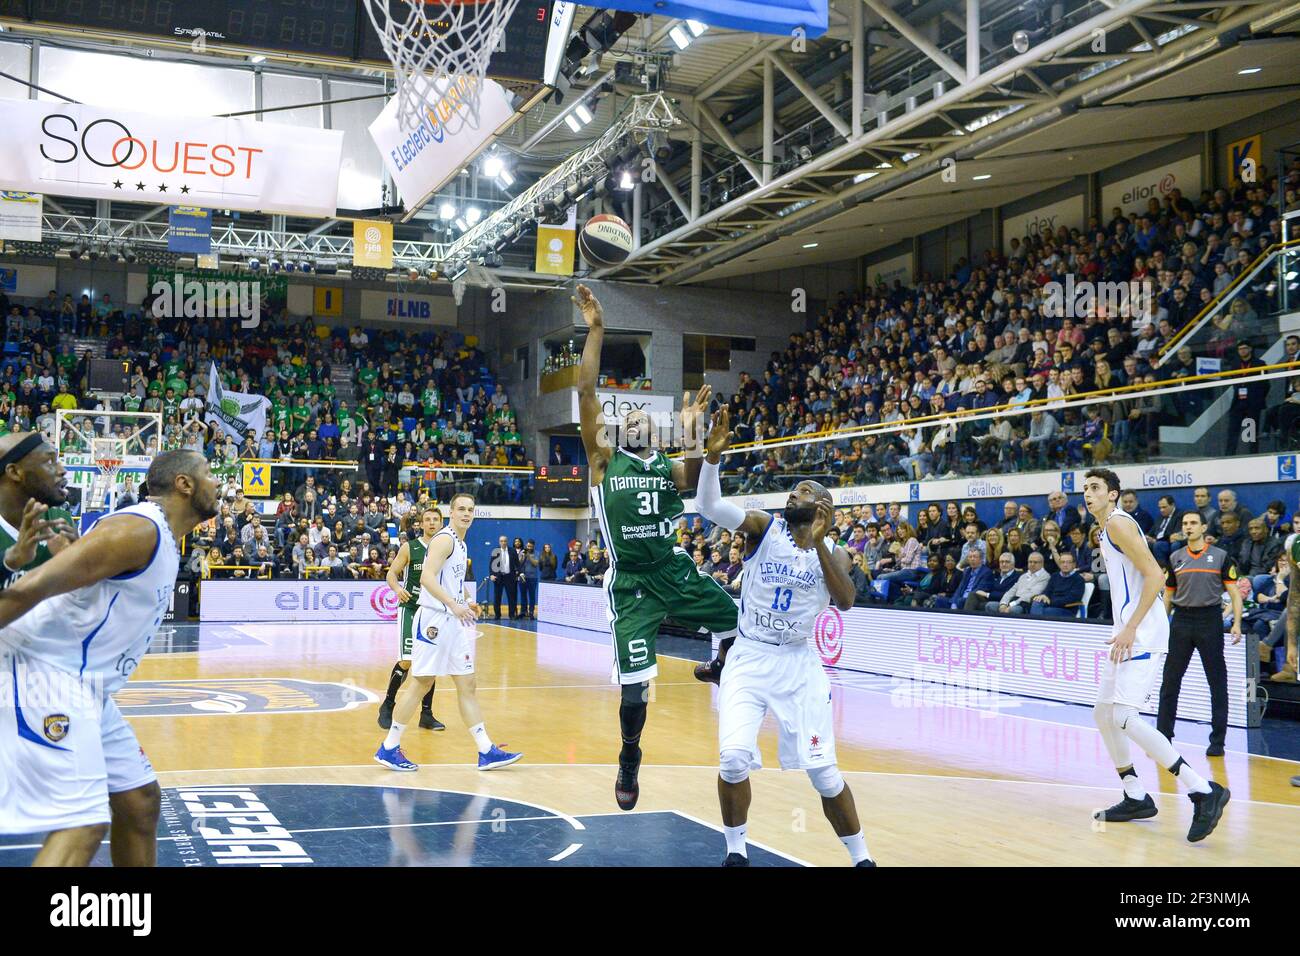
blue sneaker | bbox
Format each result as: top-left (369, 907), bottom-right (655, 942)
top-left (374, 744), bottom-right (418, 771)
top-left (477, 744), bottom-right (523, 771)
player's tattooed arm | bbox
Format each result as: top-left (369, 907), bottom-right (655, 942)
top-left (812, 503), bottom-right (855, 611)
top-left (0, 513), bottom-right (157, 628)
top-left (573, 283), bottom-right (611, 484)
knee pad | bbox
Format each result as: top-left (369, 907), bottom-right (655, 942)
top-left (621, 681), bottom-right (649, 707)
top-left (1112, 704), bottom-right (1139, 731)
top-left (718, 749), bottom-right (751, 785)
top-left (807, 764), bottom-right (845, 799)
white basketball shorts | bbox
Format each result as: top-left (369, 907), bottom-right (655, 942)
top-left (410, 606), bottom-right (476, 677)
top-left (1097, 649), bottom-right (1165, 710)
top-left (718, 636), bottom-right (837, 772)
top-left (0, 648), bottom-right (156, 835)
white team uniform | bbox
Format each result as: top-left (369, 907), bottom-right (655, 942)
top-left (0, 502), bottom-right (175, 834)
top-left (1097, 508), bottom-right (1170, 709)
top-left (411, 527), bottom-right (475, 677)
top-left (719, 515), bottom-right (837, 772)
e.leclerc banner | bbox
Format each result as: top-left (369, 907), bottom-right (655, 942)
top-left (369, 73), bottom-right (516, 214)
top-left (0, 99), bottom-right (344, 218)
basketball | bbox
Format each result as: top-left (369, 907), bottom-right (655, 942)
top-left (578, 215), bottom-right (633, 267)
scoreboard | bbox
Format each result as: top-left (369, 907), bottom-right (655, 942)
top-left (534, 464), bottom-right (586, 507)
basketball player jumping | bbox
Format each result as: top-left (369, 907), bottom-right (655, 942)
top-left (1084, 468), bottom-right (1229, 842)
top-left (694, 408), bottom-right (874, 866)
top-left (573, 283), bottom-right (738, 810)
top-left (374, 492), bottom-right (521, 772)
top-left (378, 508), bottom-right (445, 732)
top-left (0, 448), bottom-right (219, 866)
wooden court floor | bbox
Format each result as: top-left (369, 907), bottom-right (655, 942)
top-left (7, 620), bottom-right (1300, 867)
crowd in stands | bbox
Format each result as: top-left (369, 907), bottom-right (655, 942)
top-left (718, 166), bottom-right (1298, 493)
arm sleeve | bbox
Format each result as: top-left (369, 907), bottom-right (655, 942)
top-left (695, 459), bottom-right (747, 532)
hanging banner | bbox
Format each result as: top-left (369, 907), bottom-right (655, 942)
top-left (1100, 154), bottom-right (1201, 218)
top-left (1226, 134), bottom-right (1261, 185)
top-left (0, 191), bottom-right (42, 242)
top-left (352, 219), bottom-right (393, 270)
top-left (368, 73), bottom-right (517, 217)
top-left (0, 99), bottom-right (344, 218)
top-left (167, 206), bottom-right (213, 254)
top-left (535, 205), bottom-right (576, 276)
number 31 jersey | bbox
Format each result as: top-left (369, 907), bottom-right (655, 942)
top-left (739, 514), bottom-right (832, 646)
top-left (591, 448), bottom-right (683, 572)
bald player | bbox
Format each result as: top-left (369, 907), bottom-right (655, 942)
top-left (693, 408), bottom-right (874, 866)
top-left (0, 449), bottom-right (219, 866)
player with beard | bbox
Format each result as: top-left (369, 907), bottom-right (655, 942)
top-left (0, 449), bottom-right (220, 866)
top-left (694, 408), bottom-right (874, 866)
top-left (0, 432), bottom-right (80, 590)
top-left (573, 284), bottom-right (738, 810)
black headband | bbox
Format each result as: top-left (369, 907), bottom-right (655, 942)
top-left (0, 433), bottom-right (48, 470)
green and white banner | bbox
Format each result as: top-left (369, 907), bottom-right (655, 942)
top-left (205, 362), bottom-right (271, 443)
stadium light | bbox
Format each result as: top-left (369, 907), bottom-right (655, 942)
top-left (439, 202), bottom-right (456, 221)
top-left (574, 103), bottom-right (594, 125)
top-left (669, 25), bottom-right (690, 49)
top-left (497, 170), bottom-right (515, 188)
top-left (454, 217), bottom-right (469, 231)
top-left (465, 206), bottom-right (483, 225)
top-left (483, 155), bottom-right (504, 178)
top-left (618, 170), bottom-right (635, 190)
top-left (686, 20), bottom-right (707, 37)
top-left (1238, 67), bottom-right (1261, 74)
top-left (564, 114), bottom-right (582, 133)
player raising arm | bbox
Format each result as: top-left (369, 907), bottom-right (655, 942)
top-left (693, 407), bottom-right (874, 866)
top-left (574, 282), bottom-right (737, 811)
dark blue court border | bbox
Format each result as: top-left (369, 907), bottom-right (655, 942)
top-left (0, 784), bottom-right (805, 868)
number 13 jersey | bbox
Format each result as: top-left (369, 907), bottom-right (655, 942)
top-left (739, 515), bottom-right (832, 646)
top-left (591, 448), bottom-right (684, 572)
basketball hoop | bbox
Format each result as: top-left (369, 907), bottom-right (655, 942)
top-left (362, 0), bottom-right (524, 135)
top-left (89, 436), bottom-right (128, 511)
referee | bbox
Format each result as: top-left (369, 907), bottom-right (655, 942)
top-left (1157, 511), bottom-right (1243, 757)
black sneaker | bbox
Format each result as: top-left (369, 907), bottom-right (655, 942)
top-left (855, 859), bottom-right (877, 867)
top-left (722, 853), bottom-right (750, 867)
top-left (1206, 742), bottom-right (1225, 757)
top-left (693, 659), bottom-right (722, 685)
top-left (615, 766), bottom-right (640, 811)
top-left (377, 698), bottom-right (395, 730)
top-left (1094, 794), bottom-right (1158, 822)
top-left (419, 711), bottom-right (445, 731)
top-left (1187, 782), bottom-right (1229, 842)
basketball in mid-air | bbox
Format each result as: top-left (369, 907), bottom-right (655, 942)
top-left (579, 215), bottom-right (633, 267)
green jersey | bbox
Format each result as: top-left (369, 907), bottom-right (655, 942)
top-left (592, 449), bottom-right (683, 571)
top-left (0, 507), bottom-right (75, 589)
top-left (402, 535), bottom-right (431, 607)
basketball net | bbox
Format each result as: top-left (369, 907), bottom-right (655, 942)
top-left (90, 437), bottom-right (125, 511)
top-left (362, 0), bottom-right (524, 135)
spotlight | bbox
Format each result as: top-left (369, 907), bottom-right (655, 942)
top-left (298, 259), bottom-right (312, 273)
top-left (483, 155), bottom-right (504, 178)
top-left (669, 25), bottom-right (691, 49)
top-left (123, 246), bottom-right (138, 264)
top-left (268, 257), bottom-right (281, 273)
top-left (465, 206), bottom-right (482, 225)
top-left (439, 202), bottom-right (456, 220)
top-left (564, 114), bottom-right (582, 133)
top-left (454, 217), bottom-right (468, 231)
top-left (497, 169), bottom-right (515, 188)
top-left (686, 19), bottom-right (707, 37)
top-left (247, 257), bottom-right (262, 272)
top-left (87, 245), bottom-right (100, 261)
top-left (68, 244), bottom-right (83, 260)
top-left (618, 169), bottom-right (635, 190)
